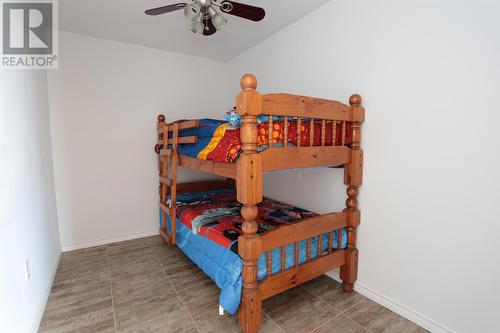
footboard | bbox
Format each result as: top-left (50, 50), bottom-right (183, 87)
top-left (258, 213), bottom-right (348, 299)
top-left (236, 77), bottom-right (364, 171)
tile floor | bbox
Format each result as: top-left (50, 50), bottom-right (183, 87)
top-left (39, 236), bottom-right (428, 333)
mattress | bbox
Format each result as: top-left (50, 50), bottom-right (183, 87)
top-left (161, 118), bottom-right (352, 163)
top-left (161, 189), bottom-right (347, 315)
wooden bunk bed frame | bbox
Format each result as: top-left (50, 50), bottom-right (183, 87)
top-left (155, 74), bottom-right (364, 333)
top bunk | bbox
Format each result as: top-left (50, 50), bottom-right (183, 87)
top-left (155, 74), bottom-right (364, 179)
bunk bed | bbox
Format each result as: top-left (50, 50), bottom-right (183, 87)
top-left (155, 74), bottom-right (364, 333)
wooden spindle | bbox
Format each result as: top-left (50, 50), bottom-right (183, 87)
top-left (309, 119), bottom-right (314, 146)
top-left (268, 117), bottom-right (273, 149)
top-left (321, 120), bottom-right (326, 146)
top-left (284, 117), bottom-right (289, 147)
top-left (294, 242), bottom-right (299, 267)
top-left (341, 121), bottom-right (346, 146)
top-left (328, 231), bottom-right (333, 254)
top-left (332, 121), bottom-right (337, 146)
top-left (337, 228), bottom-right (343, 251)
top-left (280, 247), bottom-right (286, 272)
top-left (317, 235), bottom-right (322, 257)
top-left (297, 118), bottom-right (301, 147)
top-left (306, 238), bottom-right (311, 261)
top-left (266, 251), bottom-right (272, 278)
top-left (161, 157), bottom-right (168, 203)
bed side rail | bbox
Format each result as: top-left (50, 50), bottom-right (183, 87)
top-left (258, 212), bottom-right (349, 300)
top-left (157, 119), bottom-right (199, 146)
top-left (176, 178), bottom-right (235, 194)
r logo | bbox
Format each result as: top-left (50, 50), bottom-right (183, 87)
top-left (2, 2), bottom-right (53, 54)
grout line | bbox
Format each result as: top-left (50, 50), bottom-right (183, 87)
top-left (298, 278), bottom-right (367, 317)
top-left (346, 315), bottom-right (374, 333)
top-left (105, 247), bottom-right (119, 333)
top-left (310, 312), bottom-right (344, 333)
top-left (150, 240), bottom-right (202, 333)
top-left (263, 312), bottom-right (286, 333)
top-left (298, 280), bottom-right (372, 333)
top-left (339, 298), bottom-right (386, 333)
top-left (337, 297), bottom-right (367, 316)
top-left (299, 284), bottom-right (338, 312)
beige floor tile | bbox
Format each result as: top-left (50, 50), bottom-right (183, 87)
top-left (39, 312), bottom-right (116, 333)
top-left (312, 314), bottom-right (368, 333)
top-left (198, 313), bottom-right (283, 333)
top-left (40, 282), bottom-right (114, 333)
top-left (107, 242), bottom-right (152, 258)
top-left (168, 262), bottom-right (208, 291)
top-left (55, 250), bottom-right (108, 282)
top-left (111, 271), bottom-right (176, 307)
top-left (301, 275), bottom-right (365, 311)
top-left (160, 252), bottom-right (198, 276)
top-left (108, 251), bottom-right (163, 280)
top-left (50, 269), bottom-right (110, 299)
top-left (263, 287), bottom-right (340, 333)
top-left (148, 235), bottom-right (170, 248)
top-left (114, 294), bottom-right (196, 333)
top-left (106, 237), bottom-right (152, 255)
top-left (176, 277), bottom-right (229, 325)
top-left (345, 299), bottom-right (429, 333)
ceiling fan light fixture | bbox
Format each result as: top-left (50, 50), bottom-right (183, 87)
top-left (187, 7), bottom-right (205, 33)
top-left (144, 0), bottom-right (265, 36)
top-left (184, 3), bottom-right (201, 22)
top-left (207, 6), bottom-right (227, 31)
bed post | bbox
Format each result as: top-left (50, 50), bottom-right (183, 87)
top-left (340, 94), bottom-right (364, 292)
top-left (236, 74), bottom-right (263, 333)
top-left (157, 114), bottom-right (169, 242)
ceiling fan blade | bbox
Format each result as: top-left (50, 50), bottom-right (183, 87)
top-left (203, 17), bottom-right (217, 36)
top-left (145, 3), bottom-right (187, 16)
top-left (220, 1), bottom-right (265, 22)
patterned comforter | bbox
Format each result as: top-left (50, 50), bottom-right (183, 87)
top-left (161, 190), bottom-right (347, 315)
top-left (159, 118), bottom-right (352, 163)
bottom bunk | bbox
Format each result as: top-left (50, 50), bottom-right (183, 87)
top-left (160, 189), bottom-right (347, 315)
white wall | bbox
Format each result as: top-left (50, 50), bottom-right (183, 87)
top-left (0, 70), bottom-right (61, 332)
top-left (49, 32), bottom-right (228, 250)
top-left (229, 0), bottom-right (500, 332)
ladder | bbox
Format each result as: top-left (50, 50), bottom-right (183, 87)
top-left (157, 115), bottom-right (178, 244)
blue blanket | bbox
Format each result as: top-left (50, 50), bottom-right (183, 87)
top-left (160, 191), bottom-right (347, 314)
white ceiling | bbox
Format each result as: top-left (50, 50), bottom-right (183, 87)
top-left (59, 0), bottom-right (331, 61)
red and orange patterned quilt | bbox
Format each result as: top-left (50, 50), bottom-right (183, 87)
top-left (157, 118), bottom-right (352, 163)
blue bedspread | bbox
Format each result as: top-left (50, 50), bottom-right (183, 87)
top-left (160, 191), bottom-right (347, 315)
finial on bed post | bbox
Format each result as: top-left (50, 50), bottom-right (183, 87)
top-left (349, 94), bottom-right (362, 107)
top-left (157, 114), bottom-right (165, 123)
top-left (237, 73), bottom-right (263, 333)
top-left (341, 94), bottom-right (364, 293)
top-left (240, 73), bottom-right (258, 90)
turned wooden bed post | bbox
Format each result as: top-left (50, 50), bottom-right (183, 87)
top-left (340, 94), bottom-right (364, 292)
top-left (236, 74), bottom-right (263, 333)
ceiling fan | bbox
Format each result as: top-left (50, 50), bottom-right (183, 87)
top-left (145, 0), bottom-right (265, 36)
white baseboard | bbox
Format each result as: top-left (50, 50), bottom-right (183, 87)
top-left (325, 271), bottom-right (455, 333)
top-left (31, 247), bottom-right (61, 333)
top-left (61, 230), bottom-right (158, 252)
